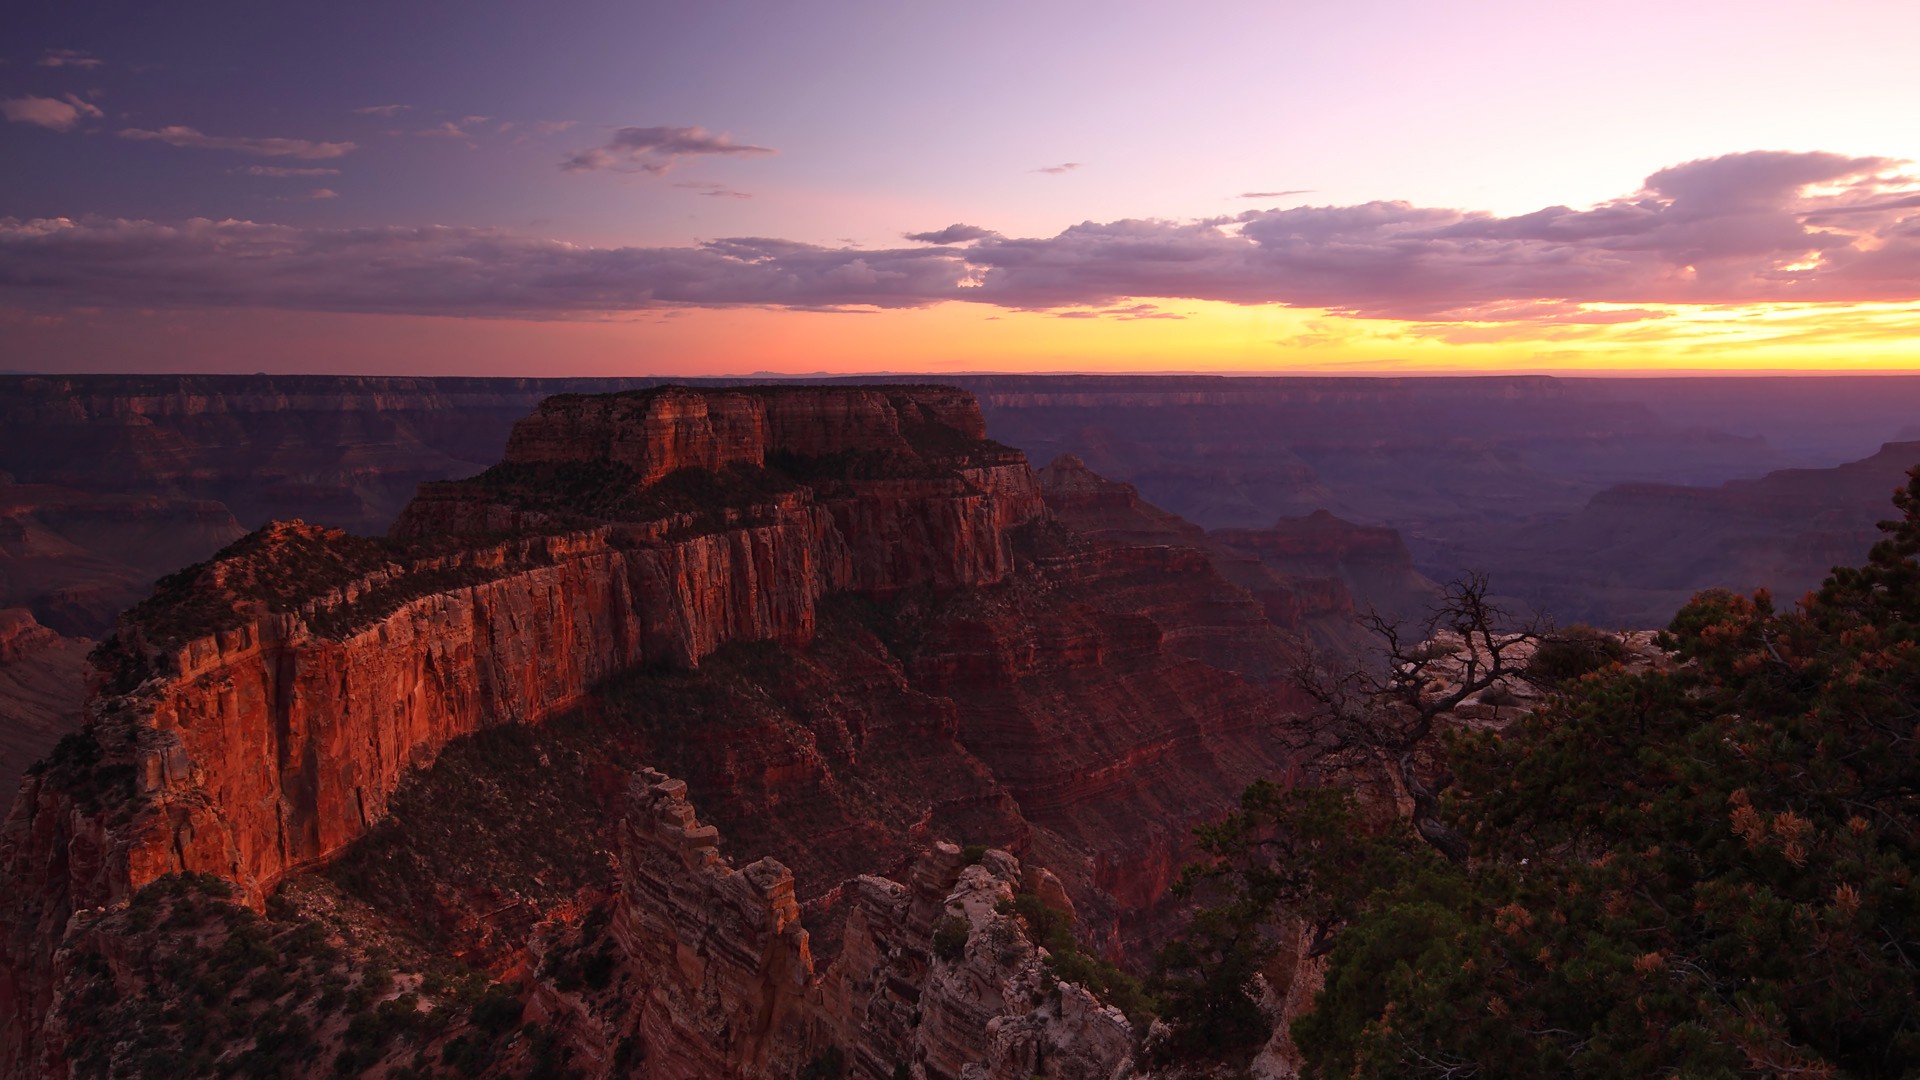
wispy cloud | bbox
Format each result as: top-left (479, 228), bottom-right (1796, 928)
top-left (1053, 302), bottom-right (1184, 320)
top-left (412, 115), bottom-right (489, 139)
top-left (36, 49), bottom-right (103, 70)
top-left (119, 125), bottom-right (355, 159)
top-left (1034, 162), bottom-right (1082, 174)
top-left (0, 220), bottom-right (961, 316)
top-left (561, 125), bottom-right (775, 174)
top-left (905, 224), bottom-right (999, 244)
top-left (1237, 189), bottom-right (1312, 199)
top-left (673, 181), bottom-right (751, 199)
top-left (2, 94), bottom-right (102, 132)
top-left (243, 165), bottom-right (341, 177)
top-left (353, 104), bottom-right (409, 116)
top-left (6, 152), bottom-right (1918, 327)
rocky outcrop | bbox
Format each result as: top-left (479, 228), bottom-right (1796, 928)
top-left (0, 384), bottom-right (1361, 1078)
top-left (81, 389), bottom-right (1037, 897)
top-left (596, 769), bottom-right (817, 1078)
top-left (0, 386), bottom-right (1049, 1075)
top-left (503, 386), bottom-right (992, 484)
top-left (873, 848), bottom-right (1135, 1080)
top-left (536, 771), bottom-right (1135, 1080)
top-left (1036, 455), bottom-right (1203, 548)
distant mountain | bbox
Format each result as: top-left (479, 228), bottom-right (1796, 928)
top-left (1464, 441), bottom-right (1920, 627)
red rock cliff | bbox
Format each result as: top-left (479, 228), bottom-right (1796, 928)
top-left (0, 386), bottom-right (1045, 1075)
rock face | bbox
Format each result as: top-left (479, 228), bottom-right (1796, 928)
top-left (0, 386), bottom-right (1053, 1074)
top-left (186, 390), bottom-right (1032, 889)
top-left (0, 384), bottom-right (1338, 1077)
top-left (0, 611), bottom-right (92, 794)
top-left (534, 770), bottom-right (1135, 1080)
top-left (1039, 454), bottom-right (1436, 659)
top-left (593, 769), bottom-right (817, 1078)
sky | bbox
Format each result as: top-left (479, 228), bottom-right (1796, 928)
top-left (2, 0), bottom-right (1919, 377)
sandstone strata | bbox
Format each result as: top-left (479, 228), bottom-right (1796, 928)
top-left (0, 386), bottom-right (1046, 1074)
top-left (0, 385), bottom-right (1324, 1077)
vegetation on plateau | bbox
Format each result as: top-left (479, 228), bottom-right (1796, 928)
top-left (54, 875), bottom-right (556, 1080)
top-left (1156, 468), bottom-right (1920, 1077)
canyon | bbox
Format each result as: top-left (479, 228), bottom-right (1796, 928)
top-left (4, 374), bottom-right (1920, 1076)
top-left (10, 372), bottom-right (1920, 640)
top-left (0, 384), bottom-right (1351, 1078)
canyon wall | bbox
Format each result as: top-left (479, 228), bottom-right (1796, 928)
top-left (1468, 440), bottom-right (1920, 627)
top-left (12, 371), bottom-right (1919, 640)
top-left (0, 375), bottom-right (676, 534)
top-left (0, 612), bottom-right (91, 794)
top-left (0, 386), bottom-right (1048, 1075)
top-left (0, 383), bottom-right (1358, 1077)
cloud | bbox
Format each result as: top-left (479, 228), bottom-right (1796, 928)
top-left (1034, 162), bottom-right (1082, 174)
top-left (119, 126), bottom-right (355, 159)
top-left (561, 125), bottom-right (774, 174)
top-left (673, 181), bottom-right (751, 199)
top-left (1238, 189), bottom-right (1312, 199)
top-left (905, 224), bottom-right (999, 244)
top-left (4, 152), bottom-right (1917, 324)
top-left (308, 188), bottom-right (338, 200)
top-left (0, 218), bottom-right (969, 317)
top-left (2, 94), bottom-right (102, 132)
top-left (36, 49), bottom-right (102, 69)
top-left (353, 104), bottom-right (409, 116)
top-left (958, 150), bottom-right (1920, 320)
top-left (412, 115), bottom-right (489, 139)
top-left (243, 165), bottom-right (341, 177)
top-left (1053, 302), bottom-right (1183, 320)
top-left (533, 120), bottom-right (576, 134)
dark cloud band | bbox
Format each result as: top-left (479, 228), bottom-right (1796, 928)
top-left (3, 151), bottom-right (1916, 322)
top-left (561, 125), bottom-right (775, 174)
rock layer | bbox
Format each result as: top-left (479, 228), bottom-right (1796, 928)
top-left (0, 386), bottom-right (1045, 1075)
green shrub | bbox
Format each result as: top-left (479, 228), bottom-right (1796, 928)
top-left (1476, 683), bottom-right (1522, 707)
top-left (469, 982), bottom-right (523, 1036)
top-left (1003, 890), bottom-right (1154, 1022)
top-left (1525, 623), bottom-right (1623, 682)
top-left (1169, 471), bottom-right (1920, 1077)
top-left (932, 915), bottom-right (970, 962)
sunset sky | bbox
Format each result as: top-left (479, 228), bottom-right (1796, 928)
top-left (3, 0), bottom-right (1919, 376)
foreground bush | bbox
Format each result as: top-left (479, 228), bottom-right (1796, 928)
top-left (1161, 468), bottom-right (1920, 1078)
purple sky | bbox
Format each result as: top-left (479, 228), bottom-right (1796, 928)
top-left (3, 0), bottom-right (1919, 375)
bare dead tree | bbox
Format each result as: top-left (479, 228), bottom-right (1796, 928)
top-left (1291, 571), bottom-right (1539, 862)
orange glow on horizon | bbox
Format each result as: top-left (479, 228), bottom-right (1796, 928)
top-left (7, 298), bottom-right (1919, 378)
